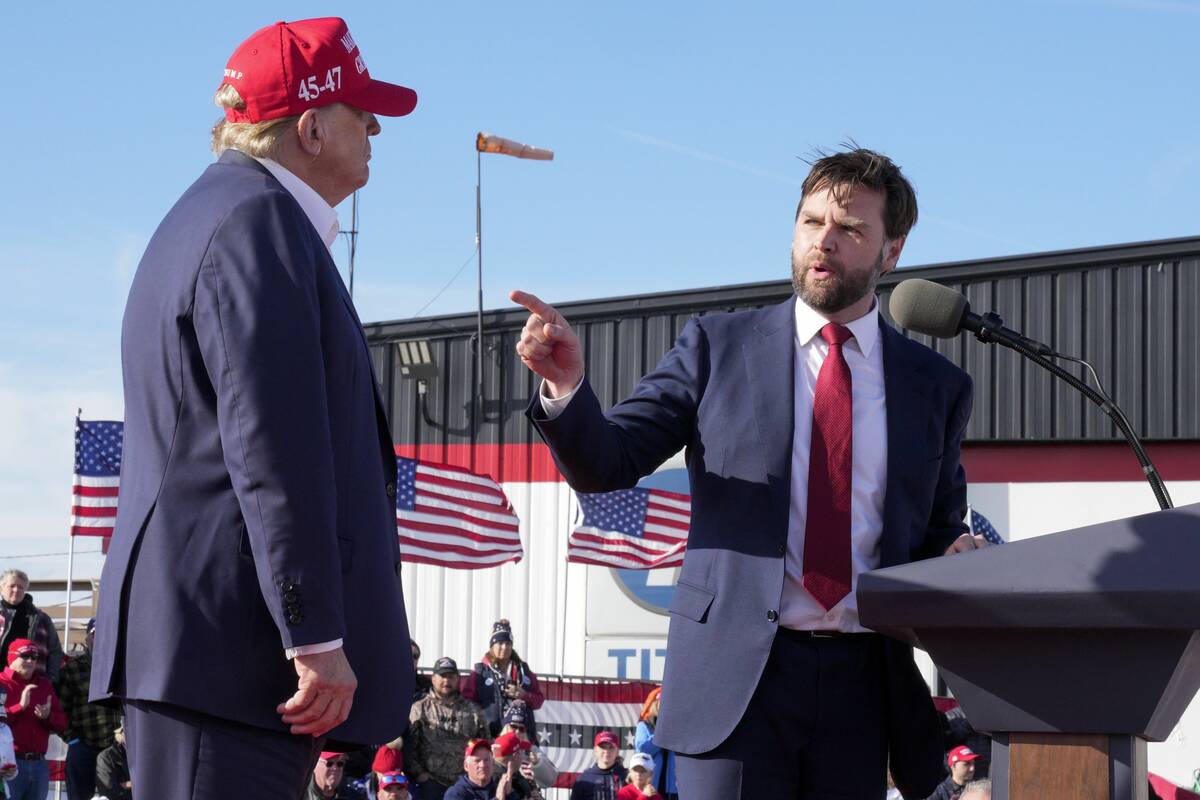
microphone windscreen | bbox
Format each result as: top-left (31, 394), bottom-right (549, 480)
top-left (889, 279), bottom-right (969, 339)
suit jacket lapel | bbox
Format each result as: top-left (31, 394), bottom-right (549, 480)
top-left (743, 297), bottom-right (798, 531)
top-left (880, 320), bottom-right (930, 567)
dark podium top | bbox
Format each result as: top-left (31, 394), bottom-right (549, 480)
top-left (858, 502), bottom-right (1200, 740)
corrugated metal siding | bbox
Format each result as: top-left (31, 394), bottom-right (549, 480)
top-left (367, 237), bottom-right (1200, 445)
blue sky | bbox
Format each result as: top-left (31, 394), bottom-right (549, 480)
top-left (3, 0), bottom-right (1199, 573)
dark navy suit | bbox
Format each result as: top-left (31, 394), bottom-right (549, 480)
top-left (530, 297), bottom-right (972, 799)
top-left (91, 151), bottom-right (413, 795)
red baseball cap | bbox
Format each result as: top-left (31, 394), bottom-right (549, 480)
top-left (464, 738), bottom-right (491, 757)
top-left (594, 731), bottom-right (619, 748)
top-left (7, 639), bottom-right (38, 665)
top-left (219, 17), bottom-right (417, 123)
top-left (948, 745), bottom-right (980, 766)
top-left (493, 731), bottom-right (533, 757)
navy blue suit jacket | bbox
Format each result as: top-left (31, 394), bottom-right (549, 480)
top-left (530, 297), bottom-right (972, 797)
top-left (91, 150), bottom-right (413, 745)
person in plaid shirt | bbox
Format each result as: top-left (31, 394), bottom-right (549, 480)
top-left (58, 619), bottom-right (120, 800)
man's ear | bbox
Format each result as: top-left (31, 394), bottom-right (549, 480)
top-left (295, 109), bottom-right (323, 157)
top-left (881, 234), bottom-right (906, 275)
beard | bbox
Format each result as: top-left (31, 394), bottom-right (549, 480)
top-left (791, 247), bottom-right (885, 314)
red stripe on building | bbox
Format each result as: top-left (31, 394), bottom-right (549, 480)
top-left (395, 442), bottom-right (1200, 484)
top-left (961, 442), bottom-right (1200, 483)
top-left (396, 444), bottom-right (564, 483)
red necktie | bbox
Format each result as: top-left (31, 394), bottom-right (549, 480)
top-left (802, 323), bottom-right (854, 611)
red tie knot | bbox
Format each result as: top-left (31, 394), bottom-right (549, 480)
top-left (820, 323), bottom-right (853, 348)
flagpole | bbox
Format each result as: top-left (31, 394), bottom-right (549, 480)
top-left (58, 411), bottom-right (83, 800)
top-left (559, 489), bottom-right (572, 677)
top-left (967, 503), bottom-right (975, 536)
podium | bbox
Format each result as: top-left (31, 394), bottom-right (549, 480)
top-left (858, 503), bottom-right (1200, 800)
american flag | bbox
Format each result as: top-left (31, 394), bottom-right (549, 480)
top-left (568, 487), bottom-right (689, 570)
top-left (395, 457), bottom-right (524, 569)
top-left (969, 507), bottom-right (1005, 545)
top-left (71, 419), bottom-right (123, 537)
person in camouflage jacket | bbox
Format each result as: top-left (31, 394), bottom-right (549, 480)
top-left (404, 658), bottom-right (490, 800)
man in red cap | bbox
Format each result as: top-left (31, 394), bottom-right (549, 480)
top-left (90, 16), bottom-right (420, 799)
top-left (305, 752), bottom-right (354, 800)
top-left (1, 638), bottom-right (67, 800)
top-left (926, 745), bottom-right (980, 800)
top-left (444, 738), bottom-right (518, 800)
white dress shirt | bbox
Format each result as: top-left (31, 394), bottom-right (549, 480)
top-left (541, 296), bottom-right (890, 633)
top-left (781, 298), bottom-right (887, 632)
top-left (240, 150), bottom-right (343, 659)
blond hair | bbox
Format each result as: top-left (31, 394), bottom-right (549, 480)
top-left (210, 84), bottom-right (299, 158)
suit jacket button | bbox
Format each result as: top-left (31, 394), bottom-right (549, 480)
top-left (386, 482), bottom-right (397, 499)
top-left (767, 609), bottom-right (778, 623)
top-left (283, 590), bottom-right (299, 603)
top-left (776, 543), bottom-right (786, 556)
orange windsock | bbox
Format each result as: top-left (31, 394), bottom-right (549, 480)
top-left (476, 132), bottom-right (554, 161)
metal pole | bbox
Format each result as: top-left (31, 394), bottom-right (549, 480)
top-left (476, 151), bottom-right (484, 425)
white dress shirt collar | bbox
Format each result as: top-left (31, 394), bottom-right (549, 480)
top-left (793, 294), bottom-right (881, 358)
top-left (247, 154), bottom-right (341, 250)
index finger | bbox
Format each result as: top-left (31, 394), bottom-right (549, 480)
top-left (510, 289), bottom-right (555, 320)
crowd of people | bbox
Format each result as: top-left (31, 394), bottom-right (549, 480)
top-left (0, 570), bottom-right (128, 800)
top-left (0, 565), bottom-right (1182, 800)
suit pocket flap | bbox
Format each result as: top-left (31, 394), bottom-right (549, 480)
top-left (669, 581), bottom-right (715, 623)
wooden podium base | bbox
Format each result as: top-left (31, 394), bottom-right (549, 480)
top-left (991, 734), bottom-right (1148, 800)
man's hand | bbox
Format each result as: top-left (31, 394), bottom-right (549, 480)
top-left (496, 758), bottom-right (517, 799)
top-left (510, 290), bottom-right (583, 397)
top-left (276, 647), bottom-right (357, 737)
top-left (33, 699), bottom-right (51, 720)
top-left (944, 533), bottom-right (991, 555)
top-left (18, 684), bottom-right (36, 710)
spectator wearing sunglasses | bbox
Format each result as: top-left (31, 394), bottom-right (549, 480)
top-left (307, 752), bottom-right (355, 800)
top-left (379, 770), bottom-right (412, 800)
top-left (498, 702), bottom-right (557, 790)
top-left (1, 638), bottom-right (67, 800)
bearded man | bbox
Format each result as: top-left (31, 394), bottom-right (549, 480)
top-left (511, 146), bottom-right (990, 799)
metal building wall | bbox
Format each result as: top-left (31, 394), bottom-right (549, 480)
top-left (367, 235), bottom-right (1200, 446)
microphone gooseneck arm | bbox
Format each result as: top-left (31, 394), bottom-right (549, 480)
top-left (971, 322), bottom-right (1173, 511)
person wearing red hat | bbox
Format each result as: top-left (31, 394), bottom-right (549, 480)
top-left (1, 638), bottom-right (67, 800)
top-left (926, 745), bottom-right (980, 800)
top-left (444, 738), bottom-right (518, 800)
top-left (305, 751), bottom-right (354, 800)
top-left (570, 731), bottom-right (624, 800)
top-left (89, 15), bottom-right (421, 800)
top-left (489, 731), bottom-right (540, 799)
top-left (378, 770), bottom-right (411, 800)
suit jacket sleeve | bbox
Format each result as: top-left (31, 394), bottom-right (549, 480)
top-left (916, 371), bottom-right (974, 560)
top-left (530, 317), bottom-right (708, 492)
top-left (192, 191), bottom-right (345, 650)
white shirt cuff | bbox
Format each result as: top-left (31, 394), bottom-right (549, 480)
top-left (539, 377), bottom-right (584, 420)
top-left (286, 638), bottom-right (343, 660)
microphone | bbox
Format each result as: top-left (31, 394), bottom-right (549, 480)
top-left (888, 278), bottom-right (1173, 511)
top-left (889, 278), bottom-right (1052, 356)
